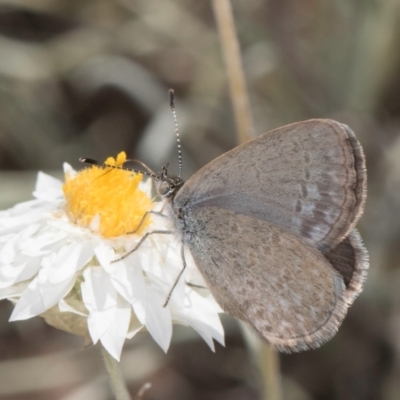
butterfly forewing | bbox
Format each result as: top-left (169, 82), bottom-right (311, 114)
top-left (174, 119), bottom-right (366, 252)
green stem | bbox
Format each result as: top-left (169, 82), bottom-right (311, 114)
top-left (101, 346), bottom-right (131, 400)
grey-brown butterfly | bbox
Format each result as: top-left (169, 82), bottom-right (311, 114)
top-left (82, 90), bottom-right (368, 352)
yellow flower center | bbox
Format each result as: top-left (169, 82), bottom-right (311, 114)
top-left (63, 152), bottom-right (153, 237)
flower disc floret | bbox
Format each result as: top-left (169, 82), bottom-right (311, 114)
top-left (63, 152), bottom-right (152, 237)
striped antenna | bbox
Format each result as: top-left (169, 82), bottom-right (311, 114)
top-left (168, 89), bottom-right (182, 178)
top-left (79, 157), bottom-right (158, 179)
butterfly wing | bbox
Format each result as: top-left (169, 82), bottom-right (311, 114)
top-left (325, 228), bottom-right (368, 304)
top-left (174, 119), bottom-right (366, 252)
top-left (184, 207), bottom-right (366, 352)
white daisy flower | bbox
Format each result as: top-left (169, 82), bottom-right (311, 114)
top-left (0, 152), bottom-right (224, 361)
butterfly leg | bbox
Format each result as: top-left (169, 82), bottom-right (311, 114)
top-left (114, 210), bottom-right (170, 260)
top-left (163, 244), bottom-right (187, 307)
top-left (127, 210), bottom-right (168, 235)
top-left (113, 229), bottom-right (173, 262)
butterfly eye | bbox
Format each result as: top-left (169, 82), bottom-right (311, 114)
top-left (158, 181), bottom-right (174, 197)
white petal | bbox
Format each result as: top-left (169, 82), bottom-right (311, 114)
top-left (0, 235), bottom-right (18, 264)
top-left (63, 163), bottom-right (77, 177)
top-left (47, 242), bottom-right (94, 283)
top-left (33, 172), bottom-right (63, 200)
top-left (138, 178), bottom-right (153, 198)
top-left (10, 198), bottom-right (46, 212)
top-left (0, 233), bottom-right (14, 244)
top-left (89, 214), bottom-right (101, 234)
top-left (22, 230), bottom-right (69, 257)
top-left (59, 299), bottom-right (88, 316)
top-left (143, 288), bottom-right (172, 353)
top-left (81, 267), bottom-right (131, 360)
top-left (99, 296), bottom-right (131, 361)
top-left (171, 288), bottom-right (225, 349)
top-left (10, 272), bottom-right (75, 320)
top-left (19, 223), bottom-right (42, 241)
top-left (94, 243), bottom-right (115, 274)
top-left (126, 320), bottom-right (144, 339)
top-left (81, 268), bottom-right (114, 341)
top-left (40, 268), bottom-right (77, 310)
top-left (0, 281), bottom-right (30, 300)
top-left (110, 258), bottom-right (147, 321)
top-left (188, 320), bottom-right (217, 351)
top-left (0, 207), bottom-right (52, 232)
top-left (0, 257), bottom-right (41, 289)
top-left (188, 311), bottom-right (225, 348)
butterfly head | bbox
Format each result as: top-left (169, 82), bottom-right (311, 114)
top-left (157, 165), bottom-right (184, 199)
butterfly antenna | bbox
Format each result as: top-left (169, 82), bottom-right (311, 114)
top-left (169, 89), bottom-right (182, 178)
top-left (79, 157), bottom-right (158, 179)
top-left (125, 158), bottom-right (157, 176)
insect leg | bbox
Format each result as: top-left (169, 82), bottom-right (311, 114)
top-left (113, 230), bottom-right (173, 262)
top-left (127, 210), bottom-right (168, 235)
top-left (163, 244), bottom-right (187, 307)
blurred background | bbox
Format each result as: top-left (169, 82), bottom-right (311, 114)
top-left (0, 0), bottom-right (399, 399)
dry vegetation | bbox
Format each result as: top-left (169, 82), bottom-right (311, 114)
top-left (0, 0), bottom-right (399, 399)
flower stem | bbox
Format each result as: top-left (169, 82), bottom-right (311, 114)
top-left (258, 343), bottom-right (282, 400)
top-left (241, 323), bottom-right (282, 400)
top-left (211, 0), bottom-right (255, 143)
top-left (212, 1), bottom-right (282, 398)
top-left (101, 346), bottom-right (131, 400)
